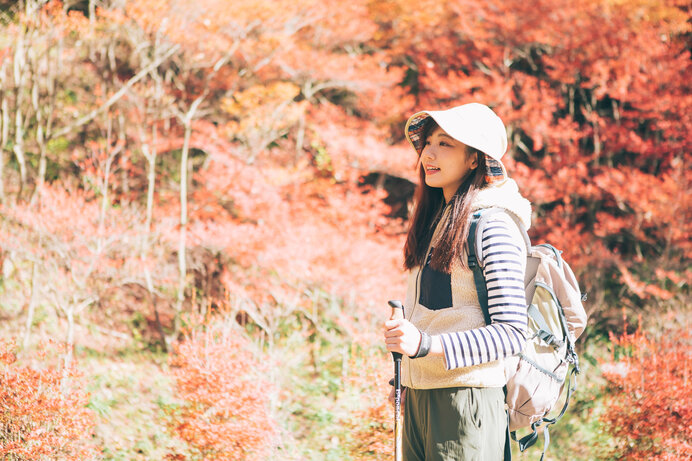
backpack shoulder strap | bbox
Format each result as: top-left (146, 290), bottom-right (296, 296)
top-left (468, 207), bottom-right (531, 326)
top-left (467, 210), bottom-right (491, 325)
top-left (472, 208), bottom-right (531, 267)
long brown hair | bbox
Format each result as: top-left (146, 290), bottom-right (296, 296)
top-left (403, 121), bottom-right (488, 272)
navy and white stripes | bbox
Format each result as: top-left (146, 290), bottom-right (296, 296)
top-left (440, 217), bottom-right (528, 370)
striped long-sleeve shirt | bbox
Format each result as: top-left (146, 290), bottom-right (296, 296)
top-left (439, 215), bottom-right (528, 370)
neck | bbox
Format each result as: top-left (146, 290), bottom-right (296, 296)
top-left (443, 187), bottom-right (454, 204)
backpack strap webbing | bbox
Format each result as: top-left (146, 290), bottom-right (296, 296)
top-left (528, 303), bottom-right (564, 349)
top-left (467, 208), bottom-right (530, 325)
top-left (467, 210), bottom-right (494, 325)
top-left (514, 365), bottom-right (579, 460)
top-left (468, 208), bottom-right (539, 460)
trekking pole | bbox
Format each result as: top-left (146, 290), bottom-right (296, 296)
top-left (388, 299), bottom-right (404, 461)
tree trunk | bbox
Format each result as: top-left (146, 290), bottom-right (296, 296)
top-left (97, 116), bottom-right (114, 254)
top-left (13, 27), bottom-right (27, 198)
top-left (174, 118), bottom-right (193, 338)
top-left (145, 268), bottom-right (167, 353)
top-left (0, 86), bottom-right (6, 204)
top-left (172, 95), bottom-right (204, 340)
top-left (295, 111), bottom-right (305, 164)
top-left (22, 260), bottom-right (39, 349)
top-left (146, 145), bottom-right (156, 233)
top-left (142, 125), bottom-right (166, 350)
top-left (30, 47), bottom-right (47, 206)
top-left (0, 60), bottom-right (9, 204)
top-left (35, 36), bottom-right (58, 203)
top-left (64, 307), bottom-right (75, 370)
top-left (119, 113), bottom-right (129, 204)
top-left (59, 296), bottom-right (94, 378)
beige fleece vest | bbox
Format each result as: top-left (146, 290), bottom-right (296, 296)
top-left (401, 180), bottom-right (532, 390)
top-left (401, 254), bottom-right (507, 390)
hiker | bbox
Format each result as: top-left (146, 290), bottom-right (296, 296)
top-left (383, 103), bottom-right (532, 461)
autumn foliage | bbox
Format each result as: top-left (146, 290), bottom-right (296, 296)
top-left (0, 339), bottom-right (98, 460)
top-left (0, 0), bottom-right (687, 325)
top-left (0, 0), bottom-right (689, 457)
top-left (601, 321), bottom-right (692, 459)
top-left (367, 0), bottom-right (691, 312)
top-left (166, 322), bottom-right (277, 460)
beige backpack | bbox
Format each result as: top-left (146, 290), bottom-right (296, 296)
top-left (468, 209), bottom-right (588, 460)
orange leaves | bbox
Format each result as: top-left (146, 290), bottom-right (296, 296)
top-left (167, 324), bottom-right (276, 459)
top-left (223, 82), bottom-right (301, 117)
top-left (600, 322), bottom-right (692, 459)
top-left (617, 263), bottom-right (675, 300)
top-left (297, 0), bottom-right (380, 46)
top-left (18, 1), bottom-right (91, 39)
top-left (307, 103), bottom-right (416, 182)
top-left (3, 184), bottom-right (97, 244)
top-left (125, 0), bottom-right (301, 60)
top-left (222, 175), bottom-right (404, 311)
top-left (606, 0), bottom-right (691, 35)
top-left (3, 182), bottom-right (133, 257)
top-left (0, 339), bottom-right (17, 366)
top-left (0, 339), bottom-right (98, 460)
top-left (180, 120), bottom-right (407, 310)
top-left (222, 82), bottom-right (306, 157)
top-left (655, 268), bottom-right (690, 287)
top-left (591, 166), bottom-right (691, 248)
top-left (578, 164), bottom-right (690, 301)
top-left (346, 399), bottom-right (393, 460)
top-left (125, 0), bottom-right (173, 34)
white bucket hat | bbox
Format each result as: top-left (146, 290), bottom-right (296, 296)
top-left (404, 103), bottom-right (509, 184)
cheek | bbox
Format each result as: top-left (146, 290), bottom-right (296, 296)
top-left (447, 163), bottom-right (470, 182)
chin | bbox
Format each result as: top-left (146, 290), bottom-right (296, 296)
top-left (425, 179), bottom-right (443, 189)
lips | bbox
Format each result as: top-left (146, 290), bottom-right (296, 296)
top-left (425, 165), bottom-right (440, 175)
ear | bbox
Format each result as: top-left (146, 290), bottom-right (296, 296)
top-left (469, 151), bottom-right (480, 169)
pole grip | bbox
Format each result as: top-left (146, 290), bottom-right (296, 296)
top-left (388, 299), bottom-right (404, 320)
top-left (388, 300), bottom-right (404, 361)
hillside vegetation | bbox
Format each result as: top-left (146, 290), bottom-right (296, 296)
top-left (0, 1), bottom-right (689, 459)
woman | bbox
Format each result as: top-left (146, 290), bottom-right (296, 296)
top-left (383, 103), bottom-right (531, 461)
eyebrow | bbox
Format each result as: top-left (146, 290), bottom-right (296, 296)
top-left (434, 132), bottom-right (457, 143)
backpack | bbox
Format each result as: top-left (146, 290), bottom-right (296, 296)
top-left (467, 208), bottom-right (588, 460)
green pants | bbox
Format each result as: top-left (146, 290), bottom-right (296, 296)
top-left (403, 387), bottom-right (509, 461)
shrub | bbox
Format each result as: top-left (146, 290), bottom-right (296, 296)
top-left (0, 339), bottom-right (98, 460)
top-left (167, 323), bottom-right (277, 460)
top-left (343, 349), bottom-right (394, 461)
top-left (600, 321), bottom-right (691, 460)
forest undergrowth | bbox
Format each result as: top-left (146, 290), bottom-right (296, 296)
top-left (2, 282), bottom-right (689, 460)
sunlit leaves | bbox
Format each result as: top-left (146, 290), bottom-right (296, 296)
top-left (0, 339), bottom-right (99, 460)
top-left (601, 321), bottom-right (692, 459)
top-left (167, 323), bottom-right (276, 459)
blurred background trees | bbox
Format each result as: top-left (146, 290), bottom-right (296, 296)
top-left (0, 0), bottom-right (689, 459)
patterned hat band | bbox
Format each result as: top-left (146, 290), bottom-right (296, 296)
top-left (484, 156), bottom-right (508, 185)
top-left (404, 104), bottom-right (509, 185)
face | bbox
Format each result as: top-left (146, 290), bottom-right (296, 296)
top-left (420, 125), bottom-right (478, 202)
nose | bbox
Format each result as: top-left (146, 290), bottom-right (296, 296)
top-left (422, 144), bottom-right (436, 160)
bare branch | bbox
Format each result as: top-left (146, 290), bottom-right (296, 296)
top-left (52, 43), bottom-right (181, 139)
